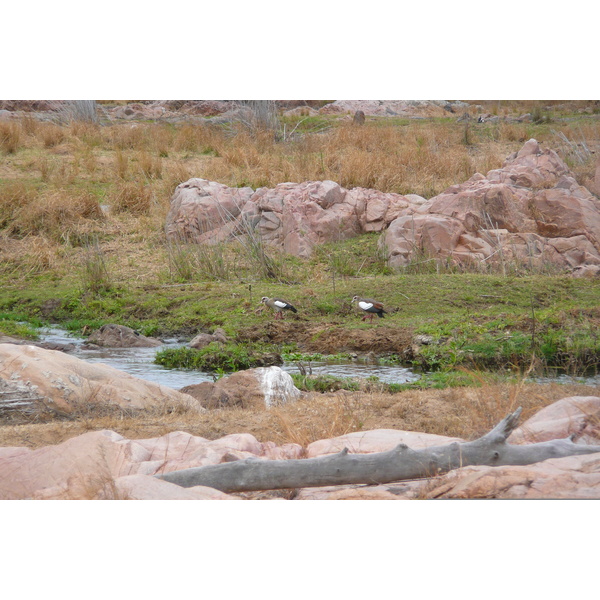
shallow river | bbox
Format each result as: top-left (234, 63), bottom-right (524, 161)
top-left (39, 327), bottom-right (422, 389)
top-left (38, 327), bottom-right (600, 390)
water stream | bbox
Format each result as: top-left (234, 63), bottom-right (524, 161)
top-left (35, 327), bottom-right (600, 390)
top-left (38, 327), bottom-right (422, 389)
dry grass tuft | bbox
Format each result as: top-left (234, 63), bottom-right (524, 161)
top-left (37, 123), bottom-right (66, 148)
top-left (0, 233), bottom-right (61, 277)
top-left (3, 189), bottom-right (104, 242)
top-left (137, 151), bottom-right (163, 180)
top-left (0, 121), bottom-right (22, 153)
top-left (270, 393), bottom-right (364, 448)
top-left (0, 381), bottom-right (596, 452)
top-left (109, 181), bottom-right (152, 216)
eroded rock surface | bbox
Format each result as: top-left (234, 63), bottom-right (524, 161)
top-left (0, 428), bottom-right (303, 499)
top-left (165, 140), bottom-right (600, 273)
top-left (0, 343), bottom-right (202, 414)
top-left (382, 139), bottom-right (600, 272)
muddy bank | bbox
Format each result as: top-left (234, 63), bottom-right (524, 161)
top-left (237, 321), bottom-right (414, 356)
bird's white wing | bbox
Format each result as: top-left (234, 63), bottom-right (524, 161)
top-left (358, 301), bottom-right (374, 311)
top-left (273, 300), bottom-right (288, 308)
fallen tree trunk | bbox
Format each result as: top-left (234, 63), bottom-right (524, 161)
top-left (156, 407), bottom-right (600, 493)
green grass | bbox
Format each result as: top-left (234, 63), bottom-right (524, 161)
top-left (0, 319), bottom-right (40, 340)
top-left (154, 342), bottom-right (284, 372)
top-left (290, 373), bottom-right (361, 393)
top-left (1, 232), bottom-right (599, 375)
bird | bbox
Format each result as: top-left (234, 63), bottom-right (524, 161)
top-left (352, 295), bottom-right (387, 323)
top-left (261, 296), bottom-right (298, 320)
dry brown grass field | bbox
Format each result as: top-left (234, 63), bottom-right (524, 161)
top-left (0, 380), bottom-right (595, 450)
top-left (1, 100), bottom-right (599, 449)
top-left (1, 100), bottom-right (599, 287)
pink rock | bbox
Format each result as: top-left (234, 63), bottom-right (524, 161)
top-left (531, 187), bottom-right (600, 249)
top-left (165, 178), bottom-right (254, 241)
top-left (0, 343), bottom-right (202, 414)
top-left (296, 484), bottom-right (416, 500)
top-left (508, 396), bottom-right (600, 445)
top-left (382, 139), bottom-right (600, 271)
top-left (166, 178), bottom-right (417, 258)
top-left (0, 430), bottom-right (138, 499)
top-left (384, 213), bottom-right (465, 268)
top-left (188, 327), bottom-right (227, 350)
top-left (307, 429), bottom-right (463, 458)
top-left (517, 138), bottom-right (541, 157)
top-left (424, 452), bottom-right (600, 499)
top-left (109, 475), bottom-right (237, 500)
top-left (0, 447), bottom-right (31, 459)
top-left (0, 427), bottom-right (302, 499)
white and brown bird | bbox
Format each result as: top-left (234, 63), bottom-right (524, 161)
top-left (351, 295), bottom-right (387, 323)
top-left (261, 296), bottom-right (298, 320)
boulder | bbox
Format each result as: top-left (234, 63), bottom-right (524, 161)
top-left (381, 139), bottom-right (600, 271)
top-left (188, 327), bottom-right (228, 349)
top-left (84, 324), bottom-right (162, 348)
top-left (0, 343), bottom-right (203, 414)
top-left (165, 178), bottom-right (255, 242)
top-left (180, 366), bottom-right (301, 410)
top-left (508, 396), bottom-right (600, 445)
top-left (353, 110), bottom-right (366, 125)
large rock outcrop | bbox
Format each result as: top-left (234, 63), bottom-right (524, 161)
top-left (382, 139), bottom-right (600, 271)
top-left (165, 139), bottom-right (600, 272)
top-left (0, 343), bottom-right (202, 415)
top-left (317, 100), bottom-right (470, 117)
top-left (166, 179), bottom-right (421, 258)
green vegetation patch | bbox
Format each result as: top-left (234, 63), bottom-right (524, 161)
top-left (0, 318), bottom-right (40, 340)
top-left (410, 308), bottom-right (600, 372)
top-left (155, 342), bottom-right (283, 373)
top-left (290, 373), bottom-right (361, 393)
